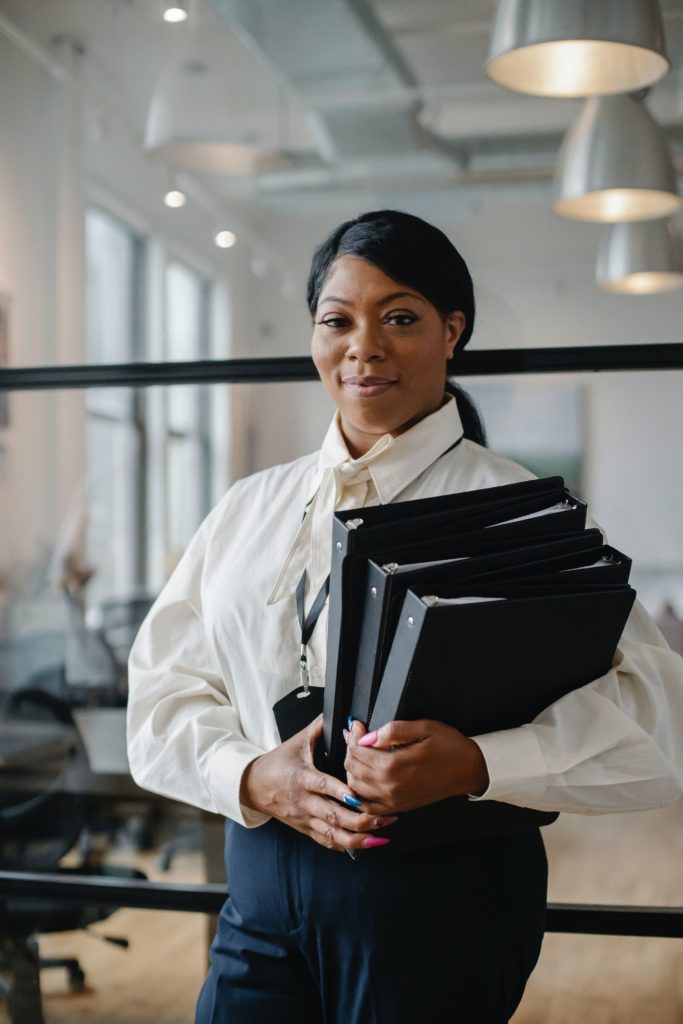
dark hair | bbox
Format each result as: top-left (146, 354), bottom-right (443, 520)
top-left (307, 209), bottom-right (486, 447)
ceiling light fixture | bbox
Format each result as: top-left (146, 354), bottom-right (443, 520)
top-left (163, 1), bottom-right (189, 24)
top-left (554, 93), bottom-right (680, 223)
top-left (597, 219), bottom-right (683, 294)
top-left (215, 230), bottom-right (237, 249)
top-left (164, 188), bottom-right (187, 208)
top-left (145, 54), bottom-right (278, 176)
top-left (487, 0), bottom-right (669, 98)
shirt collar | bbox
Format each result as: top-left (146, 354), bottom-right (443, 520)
top-left (309, 394), bottom-right (464, 506)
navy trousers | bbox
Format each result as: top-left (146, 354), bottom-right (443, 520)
top-left (195, 819), bottom-right (547, 1024)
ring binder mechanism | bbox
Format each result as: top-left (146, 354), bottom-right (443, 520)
top-left (319, 476), bottom-right (636, 858)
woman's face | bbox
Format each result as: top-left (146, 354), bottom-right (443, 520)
top-left (311, 255), bottom-right (465, 458)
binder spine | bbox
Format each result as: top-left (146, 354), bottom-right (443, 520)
top-left (350, 562), bottom-right (389, 725)
top-left (368, 593), bottom-right (426, 731)
top-left (322, 518), bottom-right (352, 772)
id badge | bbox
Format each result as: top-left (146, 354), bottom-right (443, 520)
top-left (273, 685), bottom-right (324, 742)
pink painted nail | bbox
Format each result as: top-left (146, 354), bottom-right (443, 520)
top-left (358, 730), bottom-right (378, 747)
top-left (374, 816), bottom-right (398, 828)
top-left (362, 836), bottom-right (392, 848)
top-left (342, 728), bottom-right (350, 744)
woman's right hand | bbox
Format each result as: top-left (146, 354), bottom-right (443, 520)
top-left (239, 715), bottom-right (396, 852)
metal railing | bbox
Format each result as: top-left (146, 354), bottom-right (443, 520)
top-left (0, 872), bottom-right (681, 937)
top-left (1, 343), bottom-right (683, 392)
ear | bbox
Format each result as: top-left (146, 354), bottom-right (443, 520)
top-left (444, 311), bottom-right (466, 360)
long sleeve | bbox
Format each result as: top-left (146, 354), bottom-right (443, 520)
top-left (126, 502), bottom-right (270, 828)
top-left (471, 599), bottom-right (683, 813)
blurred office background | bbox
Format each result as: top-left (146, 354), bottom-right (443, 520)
top-left (0, 1), bottom-right (682, 1022)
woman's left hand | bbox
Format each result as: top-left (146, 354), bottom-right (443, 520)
top-left (344, 719), bottom-right (490, 816)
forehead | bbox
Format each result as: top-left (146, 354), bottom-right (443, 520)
top-left (319, 254), bottom-right (412, 303)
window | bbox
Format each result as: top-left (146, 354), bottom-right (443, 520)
top-left (161, 260), bottom-right (212, 572)
top-left (85, 208), bottom-right (145, 606)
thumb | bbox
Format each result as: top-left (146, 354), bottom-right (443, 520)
top-left (358, 719), bottom-right (426, 749)
top-left (308, 713), bottom-right (324, 740)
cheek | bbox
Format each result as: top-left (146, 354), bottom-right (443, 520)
top-left (311, 339), bottom-right (339, 388)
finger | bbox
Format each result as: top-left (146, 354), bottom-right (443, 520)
top-left (345, 717), bottom-right (367, 751)
top-left (345, 742), bottom-right (394, 771)
top-left (306, 794), bottom-right (394, 834)
top-left (305, 713), bottom-right (324, 746)
top-left (358, 719), bottom-right (428, 750)
top-left (308, 817), bottom-right (393, 852)
top-left (341, 793), bottom-right (397, 818)
top-left (345, 764), bottom-right (395, 810)
top-left (298, 765), bottom-right (363, 810)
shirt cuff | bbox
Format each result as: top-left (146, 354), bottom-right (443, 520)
top-left (468, 725), bottom-right (550, 806)
top-left (207, 739), bottom-right (272, 828)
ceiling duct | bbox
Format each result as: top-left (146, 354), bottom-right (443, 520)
top-left (203, 0), bottom-right (461, 175)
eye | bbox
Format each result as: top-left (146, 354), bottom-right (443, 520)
top-left (384, 311), bottom-right (419, 326)
top-left (316, 315), bottom-right (349, 329)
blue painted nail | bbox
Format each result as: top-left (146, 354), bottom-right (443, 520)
top-left (343, 793), bottom-right (362, 808)
top-left (347, 715), bottom-right (355, 730)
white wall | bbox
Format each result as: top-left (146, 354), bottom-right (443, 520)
top-left (0, 36), bottom-right (87, 591)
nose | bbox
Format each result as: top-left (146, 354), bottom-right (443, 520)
top-left (345, 321), bottom-right (386, 363)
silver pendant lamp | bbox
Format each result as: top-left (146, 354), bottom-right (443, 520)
top-left (597, 219), bottom-right (683, 294)
top-left (487, 0), bottom-right (669, 98)
top-left (554, 93), bottom-right (680, 222)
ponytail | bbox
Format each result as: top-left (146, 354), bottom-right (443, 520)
top-left (445, 380), bottom-right (487, 448)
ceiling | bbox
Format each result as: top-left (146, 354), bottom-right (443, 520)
top-left (2, 0), bottom-right (683, 210)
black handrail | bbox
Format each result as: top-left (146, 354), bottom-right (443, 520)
top-left (1, 344), bottom-right (683, 392)
top-left (0, 872), bottom-right (681, 937)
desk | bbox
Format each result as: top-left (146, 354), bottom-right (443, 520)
top-left (66, 707), bottom-right (148, 799)
top-left (0, 720), bottom-right (75, 768)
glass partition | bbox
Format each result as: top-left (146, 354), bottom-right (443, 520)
top-left (0, 374), bottom-right (681, 1024)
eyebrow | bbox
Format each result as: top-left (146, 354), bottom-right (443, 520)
top-left (319, 290), bottom-right (426, 307)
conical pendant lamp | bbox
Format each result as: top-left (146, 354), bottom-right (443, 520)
top-left (597, 219), bottom-right (683, 294)
top-left (554, 94), bottom-right (680, 222)
top-left (487, 0), bottom-right (669, 98)
top-left (145, 53), bottom-right (282, 176)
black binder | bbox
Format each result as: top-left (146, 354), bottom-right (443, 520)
top-left (345, 582), bottom-right (636, 859)
top-left (369, 586), bottom-right (636, 736)
top-left (350, 531), bottom-right (611, 727)
top-left (322, 477), bottom-right (587, 777)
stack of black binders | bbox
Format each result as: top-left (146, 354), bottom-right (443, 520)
top-left (320, 476), bottom-right (636, 858)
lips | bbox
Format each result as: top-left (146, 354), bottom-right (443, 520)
top-left (342, 375), bottom-right (397, 398)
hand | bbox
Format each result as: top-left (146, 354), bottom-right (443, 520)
top-left (240, 715), bottom-right (397, 852)
top-left (344, 719), bottom-right (490, 816)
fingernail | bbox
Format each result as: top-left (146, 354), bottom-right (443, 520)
top-left (343, 793), bottom-right (362, 807)
top-left (363, 836), bottom-right (392, 848)
top-left (374, 816), bottom-right (398, 828)
top-left (358, 730), bottom-right (378, 747)
top-left (342, 728), bottom-right (350, 744)
top-left (347, 715), bottom-right (355, 730)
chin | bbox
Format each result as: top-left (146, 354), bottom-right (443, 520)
top-left (346, 412), bottom-right (411, 438)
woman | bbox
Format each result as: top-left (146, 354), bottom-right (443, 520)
top-left (127, 210), bottom-right (683, 1023)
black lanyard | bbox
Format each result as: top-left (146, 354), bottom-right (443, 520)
top-left (295, 571), bottom-right (329, 695)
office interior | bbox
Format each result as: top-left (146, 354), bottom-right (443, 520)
top-left (0, 1), bottom-right (682, 1021)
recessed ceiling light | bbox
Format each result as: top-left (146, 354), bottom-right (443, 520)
top-left (164, 189), bottom-right (187, 208)
top-left (163, 2), bottom-right (189, 24)
top-left (215, 230), bottom-right (237, 249)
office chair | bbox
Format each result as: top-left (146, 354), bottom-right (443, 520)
top-left (0, 686), bottom-right (145, 1024)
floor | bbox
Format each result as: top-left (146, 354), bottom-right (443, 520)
top-left (1, 802), bottom-right (681, 1024)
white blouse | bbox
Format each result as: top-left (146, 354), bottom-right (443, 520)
top-left (127, 398), bottom-right (683, 827)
